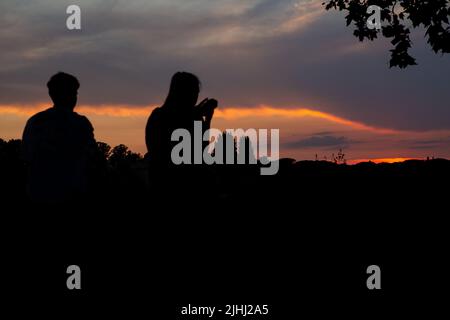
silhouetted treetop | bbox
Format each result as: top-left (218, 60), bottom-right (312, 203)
top-left (95, 142), bottom-right (112, 161)
top-left (0, 139), bottom-right (23, 163)
top-left (109, 144), bottom-right (142, 168)
top-left (323, 0), bottom-right (450, 68)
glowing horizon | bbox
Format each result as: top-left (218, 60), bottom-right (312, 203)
top-left (1, 103), bottom-right (449, 162)
top-left (0, 103), bottom-right (402, 134)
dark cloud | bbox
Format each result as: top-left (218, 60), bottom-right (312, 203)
top-left (285, 134), bottom-right (350, 149)
top-left (1, 0), bottom-right (450, 131)
top-left (312, 131), bottom-right (335, 136)
top-left (408, 137), bottom-right (450, 150)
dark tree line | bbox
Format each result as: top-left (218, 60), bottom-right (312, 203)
top-left (0, 135), bottom-right (261, 206)
top-left (3, 135), bottom-right (450, 210)
top-left (1, 138), bottom-right (146, 204)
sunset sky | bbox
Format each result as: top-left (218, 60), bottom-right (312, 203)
top-left (1, 0), bottom-right (450, 162)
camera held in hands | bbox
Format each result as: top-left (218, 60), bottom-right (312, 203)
top-left (195, 98), bottom-right (218, 118)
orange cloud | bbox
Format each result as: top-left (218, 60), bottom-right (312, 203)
top-left (1, 104), bottom-right (449, 161)
top-left (215, 106), bottom-right (399, 134)
top-left (0, 104), bottom-right (156, 117)
top-left (0, 103), bottom-right (400, 135)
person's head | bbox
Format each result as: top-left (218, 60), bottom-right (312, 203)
top-left (47, 72), bottom-right (80, 111)
top-left (164, 72), bottom-right (201, 109)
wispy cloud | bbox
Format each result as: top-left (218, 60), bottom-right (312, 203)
top-left (284, 134), bottom-right (350, 149)
top-left (0, 103), bottom-right (401, 134)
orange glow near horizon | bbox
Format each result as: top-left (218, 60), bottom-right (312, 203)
top-left (0, 103), bottom-right (399, 134)
top-left (347, 158), bottom-right (418, 165)
top-left (1, 103), bottom-right (448, 161)
top-left (0, 104), bottom-right (155, 117)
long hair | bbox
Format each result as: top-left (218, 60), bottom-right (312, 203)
top-left (163, 72), bottom-right (201, 109)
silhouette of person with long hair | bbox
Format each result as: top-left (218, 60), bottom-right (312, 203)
top-left (22, 72), bottom-right (96, 205)
top-left (145, 72), bottom-right (217, 200)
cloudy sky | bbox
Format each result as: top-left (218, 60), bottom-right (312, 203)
top-left (1, 0), bottom-right (449, 162)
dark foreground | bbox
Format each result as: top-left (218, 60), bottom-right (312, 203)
top-left (1, 148), bottom-right (449, 318)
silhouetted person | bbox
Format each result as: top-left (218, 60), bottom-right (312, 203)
top-left (22, 72), bottom-right (96, 204)
top-left (145, 72), bottom-right (217, 200)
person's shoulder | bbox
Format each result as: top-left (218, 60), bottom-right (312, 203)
top-left (150, 107), bottom-right (165, 118)
top-left (29, 107), bottom-right (54, 119)
top-left (72, 111), bottom-right (91, 123)
top-left (25, 107), bottom-right (54, 126)
top-left (73, 112), bottom-right (94, 130)
top-left (148, 106), bottom-right (167, 123)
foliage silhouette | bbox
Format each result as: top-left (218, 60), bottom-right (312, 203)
top-left (2, 135), bottom-right (450, 214)
top-left (323, 0), bottom-right (450, 68)
top-left (95, 142), bottom-right (112, 162)
top-left (109, 144), bottom-right (142, 169)
top-left (0, 139), bottom-right (26, 203)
